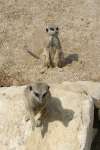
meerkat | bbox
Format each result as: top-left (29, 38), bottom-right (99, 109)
top-left (25, 25), bottom-right (64, 68)
top-left (24, 82), bottom-right (51, 130)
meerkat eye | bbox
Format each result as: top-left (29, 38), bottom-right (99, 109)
top-left (34, 92), bottom-right (39, 97)
top-left (43, 92), bottom-right (47, 98)
top-left (46, 28), bottom-right (48, 32)
top-left (56, 27), bottom-right (59, 30)
top-left (29, 86), bottom-right (32, 91)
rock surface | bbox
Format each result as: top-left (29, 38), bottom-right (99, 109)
top-left (0, 81), bottom-right (100, 150)
top-left (62, 81), bottom-right (100, 108)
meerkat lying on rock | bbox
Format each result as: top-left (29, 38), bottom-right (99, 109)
top-left (26, 25), bottom-right (64, 68)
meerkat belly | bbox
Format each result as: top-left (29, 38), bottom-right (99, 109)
top-left (49, 48), bottom-right (56, 60)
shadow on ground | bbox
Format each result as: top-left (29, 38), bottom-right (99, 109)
top-left (41, 97), bottom-right (74, 137)
top-left (61, 53), bottom-right (79, 67)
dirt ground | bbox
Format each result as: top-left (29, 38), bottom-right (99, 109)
top-left (0, 0), bottom-right (100, 86)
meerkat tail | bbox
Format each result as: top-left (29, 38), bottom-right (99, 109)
top-left (26, 49), bottom-right (40, 59)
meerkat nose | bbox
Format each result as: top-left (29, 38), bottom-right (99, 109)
top-left (50, 28), bottom-right (54, 31)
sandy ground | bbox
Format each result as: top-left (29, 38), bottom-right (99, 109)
top-left (0, 0), bottom-right (100, 86)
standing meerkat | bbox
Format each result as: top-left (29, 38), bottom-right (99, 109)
top-left (24, 82), bottom-right (51, 130)
top-left (26, 25), bottom-right (64, 68)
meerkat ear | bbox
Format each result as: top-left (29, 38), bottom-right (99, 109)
top-left (46, 28), bottom-right (48, 32)
top-left (48, 85), bottom-right (50, 90)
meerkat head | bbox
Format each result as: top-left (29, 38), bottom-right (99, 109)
top-left (46, 25), bottom-right (59, 36)
top-left (27, 82), bottom-right (50, 105)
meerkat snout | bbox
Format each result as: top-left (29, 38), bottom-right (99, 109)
top-left (27, 83), bottom-right (50, 105)
top-left (50, 27), bottom-right (54, 31)
top-left (33, 88), bottom-right (49, 104)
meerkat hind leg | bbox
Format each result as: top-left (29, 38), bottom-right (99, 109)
top-left (49, 48), bottom-right (56, 67)
top-left (55, 50), bottom-right (64, 68)
top-left (29, 111), bottom-right (36, 130)
top-left (41, 52), bottom-right (50, 68)
top-left (54, 50), bottom-right (60, 67)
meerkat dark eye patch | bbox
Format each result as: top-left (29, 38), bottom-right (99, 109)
top-left (42, 92), bottom-right (47, 98)
top-left (29, 86), bottom-right (32, 91)
top-left (46, 28), bottom-right (48, 32)
top-left (56, 27), bottom-right (59, 30)
top-left (34, 92), bottom-right (39, 97)
top-left (50, 27), bottom-right (54, 31)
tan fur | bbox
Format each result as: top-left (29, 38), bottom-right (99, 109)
top-left (25, 25), bottom-right (64, 68)
top-left (24, 82), bottom-right (51, 130)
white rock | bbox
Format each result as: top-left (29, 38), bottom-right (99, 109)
top-left (62, 81), bottom-right (100, 108)
top-left (0, 81), bottom-right (99, 150)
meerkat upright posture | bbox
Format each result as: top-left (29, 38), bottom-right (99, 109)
top-left (24, 82), bottom-right (51, 130)
top-left (26, 25), bottom-right (64, 68)
top-left (42, 25), bottom-right (64, 68)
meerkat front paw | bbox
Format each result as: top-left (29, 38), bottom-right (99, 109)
top-left (32, 122), bottom-right (36, 130)
top-left (35, 119), bottom-right (42, 127)
top-left (25, 114), bottom-right (30, 122)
